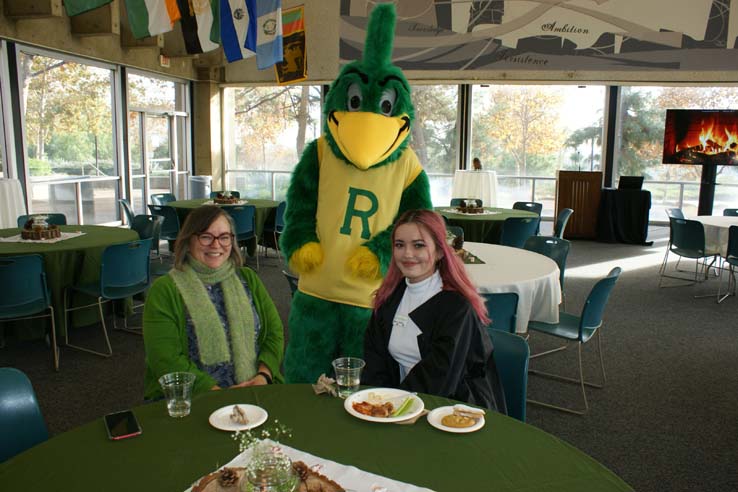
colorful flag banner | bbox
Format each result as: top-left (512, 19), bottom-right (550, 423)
top-left (220, 0), bottom-right (256, 63)
top-left (64, 0), bottom-right (113, 17)
top-left (275, 5), bottom-right (306, 84)
top-left (125, 0), bottom-right (181, 39)
top-left (254, 0), bottom-right (283, 70)
top-left (177, 0), bottom-right (220, 54)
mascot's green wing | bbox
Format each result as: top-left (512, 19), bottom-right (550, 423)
top-left (361, 169), bottom-right (433, 275)
top-left (279, 139), bottom-right (320, 261)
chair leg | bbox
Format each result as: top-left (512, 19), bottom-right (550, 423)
top-left (115, 299), bottom-right (145, 335)
top-left (528, 340), bottom-right (604, 415)
top-left (49, 306), bottom-right (59, 372)
top-left (64, 291), bottom-right (112, 358)
top-left (718, 264), bottom-right (737, 303)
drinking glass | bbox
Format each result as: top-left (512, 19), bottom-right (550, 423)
top-left (331, 357), bottom-right (365, 398)
top-left (158, 372), bottom-right (195, 418)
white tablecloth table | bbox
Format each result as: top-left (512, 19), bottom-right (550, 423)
top-left (451, 170), bottom-right (498, 207)
top-left (692, 215), bottom-right (738, 257)
top-left (463, 241), bottom-right (561, 334)
top-left (0, 179), bottom-right (26, 228)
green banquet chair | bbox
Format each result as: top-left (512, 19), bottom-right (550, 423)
top-left (17, 213), bottom-right (67, 228)
top-left (150, 193), bottom-right (176, 206)
top-left (553, 208), bottom-right (574, 239)
top-left (225, 205), bottom-right (258, 269)
top-left (118, 199), bottom-right (136, 227)
top-left (483, 292), bottom-right (518, 334)
top-left (0, 368), bottom-right (48, 463)
top-left (528, 267), bottom-right (621, 415)
top-left (499, 217), bottom-right (540, 249)
top-left (717, 225), bottom-right (738, 303)
top-left (489, 331), bottom-right (529, 422)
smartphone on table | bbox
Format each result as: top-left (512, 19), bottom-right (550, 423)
top-left (104, 410), bottom-right (142, 440)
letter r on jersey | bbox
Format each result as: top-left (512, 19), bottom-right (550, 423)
top-left (340, 187), bottom-right (378, 240)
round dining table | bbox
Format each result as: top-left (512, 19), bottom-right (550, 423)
top-left (462, 242), bottom-right (561, 334)
top-left (0, 225), bottom-right (140, 340)
top-left (0, 384), bottom-right (632, 491)
top-left (691, 215), bottom-right (738, 257)
top-left (435, 206), bottom-right (538, 243)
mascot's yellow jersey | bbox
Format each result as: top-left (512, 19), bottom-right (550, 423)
top-left (299, 136), bottom-right (423, 308)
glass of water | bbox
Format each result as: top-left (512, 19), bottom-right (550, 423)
top-left (158, 372), bottom-right (195, 417)
top-left (331, 357), bottom-right (365, 398)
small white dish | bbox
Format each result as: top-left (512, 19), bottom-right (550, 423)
top-left (344, 388), bottom-right (424, 423)
top-left (426, 406), bottom-right (485, 433)
top-left (208, 404), bottom-right (268, 432)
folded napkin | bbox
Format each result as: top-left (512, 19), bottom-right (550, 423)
top-left (312, 373), bottom-right (338, 397)
top-left (186, 439), bottom-right (435, 492)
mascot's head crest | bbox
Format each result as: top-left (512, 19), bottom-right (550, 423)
top-left (324, 3), bottom-right (414, 170)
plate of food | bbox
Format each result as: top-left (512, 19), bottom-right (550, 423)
top-left (208, 404), bottom-right (268, 432)
top-left (344, 388), bottom-right (424, 423)
top-left (427, 404), bottom-right (486, 433)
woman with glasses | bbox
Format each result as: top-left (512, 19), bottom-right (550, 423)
top-left (142, 205), bottom-right (284, 400)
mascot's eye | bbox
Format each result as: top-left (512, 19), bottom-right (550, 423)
top-left (379, 88), bottom-right (396, 116)
top-left (347, 83), bottom-right (362, 111)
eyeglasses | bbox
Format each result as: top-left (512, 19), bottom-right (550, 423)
top-left (196, 233), bottom-right (234, 246)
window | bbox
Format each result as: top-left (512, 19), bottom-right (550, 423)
top-left (18, 47), bottom-right (119, 224)
top-left (223, 85), bottom-right (322, 200)
top-left (471, 84), bottom-right (605, 216)
top-left (410, 85), bottom-right (459, 206)
top-left (616, 86), bottom-right (738, 218)
top-left (127, 72), bottom-right (190, 212)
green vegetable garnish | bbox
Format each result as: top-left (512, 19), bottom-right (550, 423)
top-left (391, 396), bottom-right (414, 417)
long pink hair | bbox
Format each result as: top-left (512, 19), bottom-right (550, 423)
top-left (373, 210), bottom-right (490, 325)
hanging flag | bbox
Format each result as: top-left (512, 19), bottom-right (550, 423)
top-left (125, 0), bottom-right (181, 39)
top-left (177, 0), bottom-right (220, 54)
top-left (275, 5), bottom-right (306, 84)
top-left (254, 0), bottom-right (283, 70)
top-left (220, 0), bottom-right (256, 63)
top-left (64, 0), bottom-right (113, 17)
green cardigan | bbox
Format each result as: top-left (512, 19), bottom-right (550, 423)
top-left (143, 267), bottom-right (284, 400)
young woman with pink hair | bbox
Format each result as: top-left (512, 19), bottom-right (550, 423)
top-left (362, 210), bottom-right (507, 412)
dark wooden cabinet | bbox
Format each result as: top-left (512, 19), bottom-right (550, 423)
top-left (555, 171), bottom-right (602, 239)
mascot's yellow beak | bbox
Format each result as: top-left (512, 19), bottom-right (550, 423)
top-left (328, 111), bottom-right (410, 170)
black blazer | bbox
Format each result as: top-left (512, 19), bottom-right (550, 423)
top-left (362, 282), bottom-right (507, 413)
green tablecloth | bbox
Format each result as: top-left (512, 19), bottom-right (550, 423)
top-left (168, 199), bottom-right (279, 255)
top-left (0, 385), bottom-right (632, 491)
top-left (436, 207), bottom-right (539, 243)
top-left (0, 225), bottom-right (140, 340)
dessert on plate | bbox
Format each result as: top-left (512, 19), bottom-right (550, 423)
top-left (192, 461), bottom-right (345, 492)
top-left (213, 193), bottom-right (239, 204)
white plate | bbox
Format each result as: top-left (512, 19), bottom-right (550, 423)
top-left (426, 406), bottom-right (485, 433)
top-left (343, 388), bottom-right (424, 423)
top-left (208, 404), bottom-right (268, 432)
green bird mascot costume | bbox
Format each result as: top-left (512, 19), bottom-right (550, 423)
top-left (280, 4), bottom-right (432, 383)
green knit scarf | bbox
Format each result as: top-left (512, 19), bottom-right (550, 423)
top-left (169, 256), bottom-right (256, 383)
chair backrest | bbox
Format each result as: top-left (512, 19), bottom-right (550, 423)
top-left (446, 225), bottom-right (464, 241)
top-left (100, 239), bottom-right (152, 299)
top-left (0, 255), bottom-right (51, 319)
top-left (0, 367), bottom-right (49, 462)
top-left (210, 190), bottom-right (241, 199)
top-left (16, 213), bottom-right (67, 228)
top-left (726, 225), bottom-right (738, 264)
top-left (723, 208), bottom-right (738, 217)
top-left (131, 214), bottom-right (163, 250)
top-left (665, 208), bottom-right (685, 220)
top-left (483, 292), bottom-right (518, 334)
top-left (578, 267), bottom-right (621, 340)
top-left (489, 331), bottom-right (529, 422)
top-left (553, 208), bottom-right (574, 239)
top-left (282, 270), bottom-right (299, 296)
top-left (150, 193), bottom-right (176, 206)
top-left (118, 199), bottom-right (136, 226)
top-left (512, 201), bottom-right (543, 216)
top-left (670, 218), bottom-right (707, 255)
top-left (274, 201), bottom-right (287, 232)
top-left (225, 205), bottom-right (256, 240)
top-left (524, 235), bottom-right (570, 290)
top-left (147, 205), bottom-right (180, 240)
top-left (500, 217), bottom-right (540, 248)
top-left (450, 198), bottom-right (482, 207)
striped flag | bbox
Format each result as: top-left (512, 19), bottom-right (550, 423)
top-left (64, 0), bottom-right (113, 16)
top-left (254, 0), bottom-right (283, 69)
top-left (125, 0), bottom-right (181, 39)
top-left (275, 5), bottom-right (306, 84)
top-left (177, 0), bottom-right (220, 54)
top-left (220, 0), bottom-right (256, 63)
